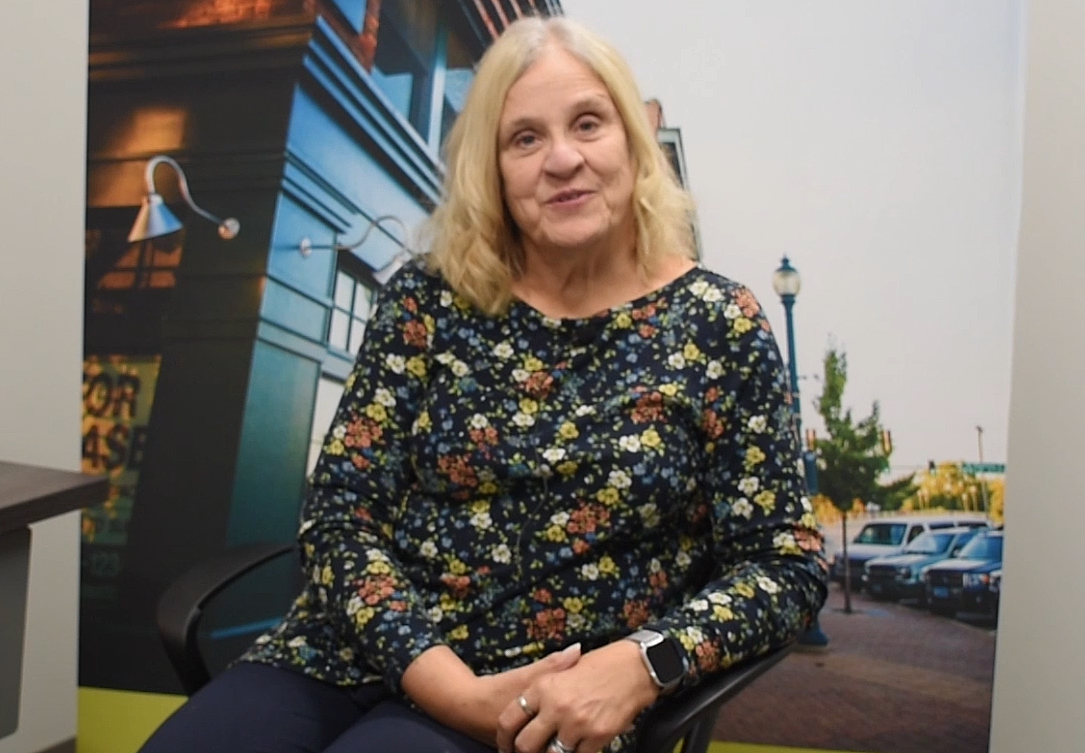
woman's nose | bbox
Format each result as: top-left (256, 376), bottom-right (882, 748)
top-left (543, 138), bottom-right (584, 175)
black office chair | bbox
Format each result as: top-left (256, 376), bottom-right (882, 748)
top-left (156, 543), bottom-right (793, 753)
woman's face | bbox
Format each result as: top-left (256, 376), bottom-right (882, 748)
top-left (497, 44), bottom-right (636, 262)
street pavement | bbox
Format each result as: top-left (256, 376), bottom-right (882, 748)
top-left (711, 583), bottom-right (997, 753)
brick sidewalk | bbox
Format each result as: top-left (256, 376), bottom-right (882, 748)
top-left (711, 584), bottom-right (997, 753)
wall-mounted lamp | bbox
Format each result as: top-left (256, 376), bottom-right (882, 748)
top-left (299, 215), bottom-right (415, 285)
top-left (127, 155), bottom-right (240, 243)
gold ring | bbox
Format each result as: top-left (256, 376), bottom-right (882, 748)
top-left (517, 694), bottom-right (537, 718)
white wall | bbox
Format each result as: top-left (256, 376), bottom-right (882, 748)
top-left (989, 0), bottom-right (1085, 749)
top-left (0, 0), bottom-right (89, 751)
top-left (564, 0), bottom-right (1023, 473)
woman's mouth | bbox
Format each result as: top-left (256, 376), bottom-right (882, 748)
top-left (547, 189), bottom-right (593, 206)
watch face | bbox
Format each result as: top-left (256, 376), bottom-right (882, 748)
top-left (645, 637), bottom-right (685, 684)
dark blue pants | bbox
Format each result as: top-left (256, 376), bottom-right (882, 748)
top-left (137, 662), bottom-right (496, 753)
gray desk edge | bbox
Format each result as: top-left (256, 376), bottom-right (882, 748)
top-left (0, 461), bottom-right (110, 532)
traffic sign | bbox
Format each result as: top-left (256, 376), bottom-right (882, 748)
top-left (962, 462), bottom-right (1005, 474)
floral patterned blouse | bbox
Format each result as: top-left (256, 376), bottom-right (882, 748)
top-left (240, 260), bottom-right (828, 741)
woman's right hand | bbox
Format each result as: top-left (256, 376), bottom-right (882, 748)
top-left (467, 643), bottom-right (582, 745)
top-left (402, 643), bottom-right (582, 747)
top-left (475, 644), bottom-right (582, 727)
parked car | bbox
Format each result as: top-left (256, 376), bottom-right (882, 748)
top-left (830, 514), bottom-right (990, 590)
top-left (922, 529), bottom-right (1004, 617)
top-left (862, 526), bottom-right (981, 602)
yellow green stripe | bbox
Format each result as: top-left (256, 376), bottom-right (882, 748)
top-left (709, 744), bottom-right (862, 753)
top-left (77, 687), bottom-right (184, 753)
top-left (76, 686), bottom-right (858, 753)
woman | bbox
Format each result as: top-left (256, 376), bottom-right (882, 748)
top-left (138, 15), bottom-right (828, 753)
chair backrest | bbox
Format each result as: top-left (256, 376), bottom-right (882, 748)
top-left (157, 543), bottom-right (794, 753)
top-left (635, 647), bottom-right (793, 753)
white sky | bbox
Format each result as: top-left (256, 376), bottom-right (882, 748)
top-left (562, 0), bottom-right (1024, 475)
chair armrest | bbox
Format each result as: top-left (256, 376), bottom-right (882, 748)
top-left (636, 644), bottom-right (793, 753)
top-left (156, 542), bottom-right (296, 695)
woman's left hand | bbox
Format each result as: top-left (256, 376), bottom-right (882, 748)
top-left (495, 639), bottom-right (662, 753)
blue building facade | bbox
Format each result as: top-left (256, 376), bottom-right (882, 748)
top-left (83, 0), bottom-right (561, 694)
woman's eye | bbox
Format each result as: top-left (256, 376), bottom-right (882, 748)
top-left (576, 118), bottom-right (600, 133)
top-left (514, 132), bottom-right (538, 148)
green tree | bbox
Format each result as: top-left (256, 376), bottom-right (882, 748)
top-left (813, 345), bottom-right (915, 612)
top-left (870, 473), bottom-right (917, 512)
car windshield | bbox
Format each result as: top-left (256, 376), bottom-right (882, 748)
top-left (948, 530), bottom-right (979, 555)
top-left (903, 532), bottom-right (953, 555)
top-left (957, 534), bottom-right (1003, 561)
top-left (854, 523), bottom-right (907, 546)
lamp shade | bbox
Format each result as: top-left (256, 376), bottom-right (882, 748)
top-left (127, 192), bottom-right (183, 243)
top-left (772, 256), bottom-right (801, 298)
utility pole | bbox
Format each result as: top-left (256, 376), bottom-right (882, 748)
top-left (976, 425), bottom-right (990, 516)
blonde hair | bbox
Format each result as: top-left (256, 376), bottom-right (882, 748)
top-left (423, 16), bottom-right (697, 315)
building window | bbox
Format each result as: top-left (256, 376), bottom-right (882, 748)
top-left (329, 267), bottom-right (375, 355)
top-left (439, 22), bottom-right (475, 147)
top-left (95, 234), bottom-right (184, 291)
top-left (308, 375), bottom-right (346, 474)
top-left (370, 0), bottom-right (480, 151)
top-left (371, 0), bottom-right (439, 135)
top-left (656, 127), bottom-right (689, 189)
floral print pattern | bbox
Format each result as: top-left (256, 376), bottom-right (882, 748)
top-left (239, 261), bottom-right (828, 747)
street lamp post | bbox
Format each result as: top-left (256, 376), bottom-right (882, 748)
top-left (772, 257), bottom-right (803, 441)
top-left (772, 256), bottom-right (830, 648)
top-left (771, 257), bottom-right (818, 495)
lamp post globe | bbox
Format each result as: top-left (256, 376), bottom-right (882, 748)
top-left (772, 256), bottom-right (802, 299)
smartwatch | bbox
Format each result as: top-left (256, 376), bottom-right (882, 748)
top-left (623, 629), bottom-right (687, 694)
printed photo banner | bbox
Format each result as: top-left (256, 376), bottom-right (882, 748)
top-left (79, 3), bottom-right (1019, 753)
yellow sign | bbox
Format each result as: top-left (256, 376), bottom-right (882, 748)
top-left (81, 355), bottom-right (161, 596)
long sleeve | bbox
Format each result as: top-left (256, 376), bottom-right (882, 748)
top-left (646, 283), bottom-right (829, 687)
top-left (298, 266), bottom-right (445, 692)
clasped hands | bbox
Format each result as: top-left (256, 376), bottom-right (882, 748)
top-left (488, 639), bottom-right (660, 753)
top-left (403, 638), bottom-right (661, 753)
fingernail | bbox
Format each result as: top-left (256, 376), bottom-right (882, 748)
top-left (563, 642), bottom-right (581, 654)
